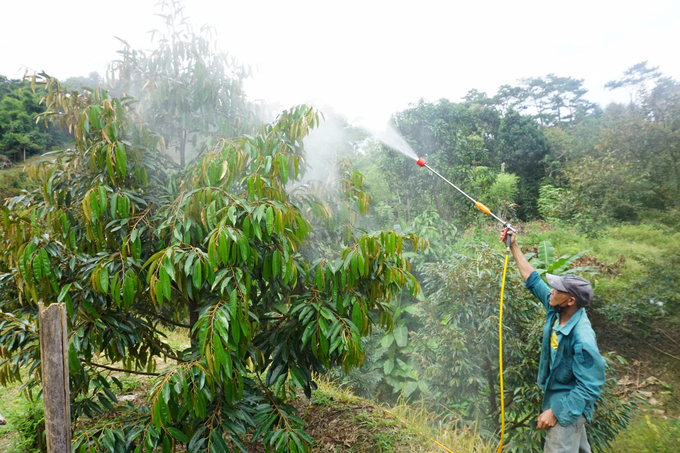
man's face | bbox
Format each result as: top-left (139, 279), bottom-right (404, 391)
top-left (549, 288), bottom-right (575, 309)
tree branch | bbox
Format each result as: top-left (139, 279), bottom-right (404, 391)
top-left (140, 309), bottom-right (192, 329)
top-left (157, 314), bottom-right (192, 329)
top-left (161, 352), bottom-right (187, 363)
top-left (86, 361), bottom-right (160, 376)
top-left (507, 412), bottom-right (534, 431)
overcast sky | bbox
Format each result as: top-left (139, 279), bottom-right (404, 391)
top-left (2, 0), bottom-right (679, 128)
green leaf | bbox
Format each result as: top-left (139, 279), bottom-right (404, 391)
top-left (263, 255), bottom-right (272, 281)
top-left (314, 266), bottom-right (325, 290)
top-left (115, 143), bottom-right (128, 178)
top-left (238, 235), bottom-right (249, 262)
top-left (57, 283), bottom-right (72, 303)
top-left (265, 207), bottom-right (274, 235)
top-left (393, 325), bottom-right (408, 347)
top-left (81, 300), bottom-right (101, 320)
top-left (39, 249), bottom-right (50, 279)
top-left (160, 266), bottom-right (171, 302)
top-left (538, 240), bottom-right (555, 270)
top-left (132, 236), bottom-right (142, 261)
top-left (272, 251), bottom-right (281, 277)
top-left (193, 260), bottom-right (202, 290)
top-left (404, 380), bottom-right (418, 397)
top-left (243, 216), bottom-right (251, 238)
top-left (166, 427), bottom-right (188, 443)
top-left (218, 233), bottom-right (230, 264)
top-left (384, 359), bottom-right (394, 375)
top-left (100, 266), bottom-right (109, 294)
top-left (110, 193), bottom-right (118, 218)
top-left (351, 302), bottom-right (362, 331)
top-left (279, 154), bottom-right (288, 183)
top-left (123, 273), bottom-right (135, 306)
top-left (68, 343), bottom-right (81, 372)
top-left (381, 334), bottom-right (394, 349)
top-left (553, 250), bottom-right (590, 275)
top-left (31, 252), bottom-right (42, 282)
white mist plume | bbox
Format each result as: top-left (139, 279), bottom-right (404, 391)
top-left (300, 107), bottom-right (361, 185)
top-left (359, 123), bottom-right (418, 161)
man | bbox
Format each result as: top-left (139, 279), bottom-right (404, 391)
top-left (506, 231), bottom-right (605, 453)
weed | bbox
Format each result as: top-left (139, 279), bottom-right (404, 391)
top-left (610, 415), bottom-right (680, 453)
top-left (2, 398), bottom-right (46, 453)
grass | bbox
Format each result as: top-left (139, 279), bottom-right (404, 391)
top-left (610, 414), bottom-right (680, 453)
top-left (0, 380), bottom-right (23, 452)
top-left (309, 377), bottom-right (492, 453)
top-left (0, 152), bottom-right (61, 201)
top-left (468, 220), bottom-right (679, 311)
top-left (520, 221), bottom-right (680, 270)
top-left (0, 326), bottom-right (189, 452)
top-left (0, 368), bottom-right (492, 453)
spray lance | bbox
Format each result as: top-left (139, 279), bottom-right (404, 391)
top-left (415, 157), bottom-right (513, 453)
top-left (416, 157), bottom-right (516, 243)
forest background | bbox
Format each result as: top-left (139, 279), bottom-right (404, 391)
top-left (0, 3), bottom-right (679, 452)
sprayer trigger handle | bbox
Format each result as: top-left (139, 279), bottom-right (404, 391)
top-left (500, 228), bottom-right (508, 243)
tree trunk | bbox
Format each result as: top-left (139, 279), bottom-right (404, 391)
top-left (179, 132), bottom-right (187, 167)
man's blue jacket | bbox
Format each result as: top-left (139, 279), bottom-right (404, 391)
top-left (525, 271), bottom-right (606, 426)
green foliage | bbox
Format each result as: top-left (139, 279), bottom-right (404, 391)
top-left (536, 185), bottom-right (563, 221)
top-left (113, 0), bottom-right (260, 166)
top-left (2, 398), bottom-right (46, 453)
top-left (0, 76), bottom-right (70, 162)
top-left (595, 241), bottom-right (680, 333)
top-left (486, 171), bottom-right (519, 221)
top-left (336, 300), bottom-right (425, 400)
top-left (411, 243), bottom-right (537, 432)
top-left (610, 415), bottom-right (680, 453)
top-left (0, 74), bottom-right (425, 453)
top-left (393, 241), bottom-right (633, 452)
top-left (496, 109), bottom-right (551, 220)
top-left (546, 70), bottom-right (680, 227)
top-left (0, 168), bottom-right (28, 201)
top-left (357, 98), bottom-right (549, 235)
top-left (525, 240), bottom-right (598, 279)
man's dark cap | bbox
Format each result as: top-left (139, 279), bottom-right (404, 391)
top-left (546, 274), bottom-right (593, 307)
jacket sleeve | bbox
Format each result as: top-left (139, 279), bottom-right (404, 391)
top-left (552, 334), bottom-right (606, 426)
top-left (524, 271), bottom-right (551, 311)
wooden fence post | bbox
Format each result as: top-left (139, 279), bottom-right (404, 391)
top-left (39, 302), bottom-right (71, 453)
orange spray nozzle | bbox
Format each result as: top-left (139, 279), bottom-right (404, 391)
top-left (475, 201), bottom-right (491, 215)
top-left (416, 157), bottom-right (426, 167)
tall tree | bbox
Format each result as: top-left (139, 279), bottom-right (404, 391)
top-left (113, 0), bottom-right (259, 166)
top-left (605, 61), bottom-right (662, 106)
top-left (497, 109), bottom-right (552, 219)
top-left (493, 75), bottom-right (597, 126)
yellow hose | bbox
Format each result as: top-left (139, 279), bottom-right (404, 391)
top-left (497, 251), bottom-right (509, 453)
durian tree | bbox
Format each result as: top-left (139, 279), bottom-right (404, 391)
top-left (0, 74), bottom-right (425, 452)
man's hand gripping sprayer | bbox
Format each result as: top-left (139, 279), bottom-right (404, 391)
top-left (416, 157), bottom-right (514, 452)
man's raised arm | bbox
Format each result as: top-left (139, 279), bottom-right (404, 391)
top-left (506, 231), bottom-right (534, 282)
